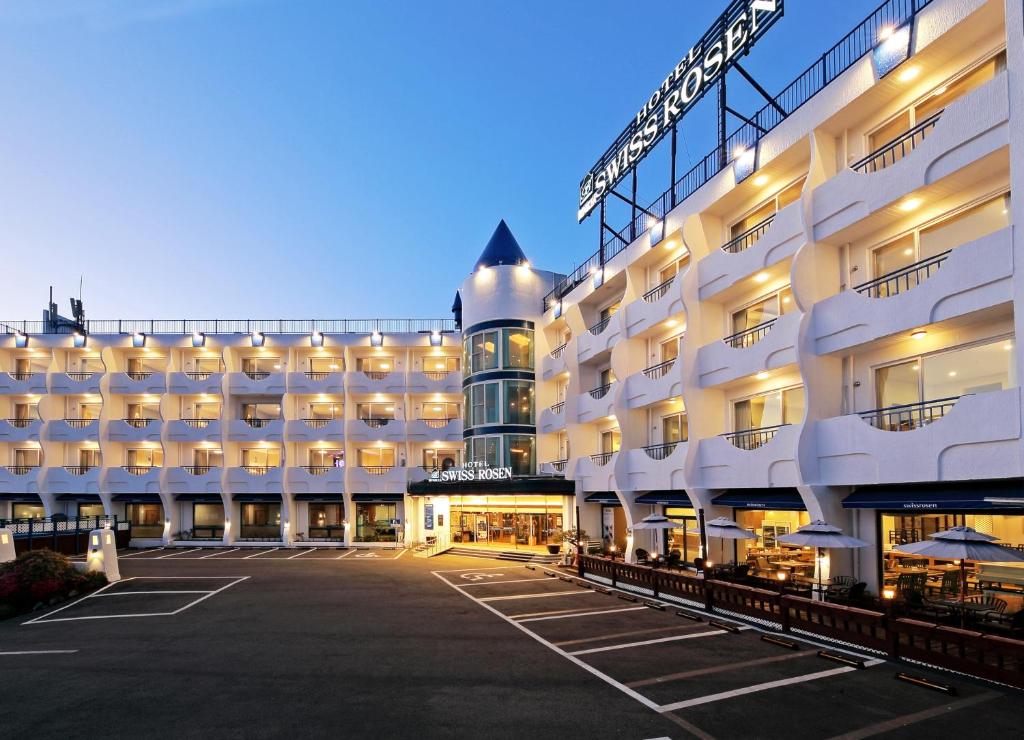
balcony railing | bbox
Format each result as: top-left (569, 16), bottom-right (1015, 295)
top-left (550, 459), bottom-right (568, 473)
top-left (64, 465), bottom-right (95, 475)
top-left (857, 396), bottom-right (961, 431)
top-left (6, 465), bottom-right (38, 475)
top-left (304, 371), bottom-right (331, 380)
top-left (64, 418), bottom-right (97, 429)
top-left (243, 417), bottom-right (275, 428)
top-left (588, 317), bottom-right (612, 336)
top-left (643, 442), bottom-right (679, 460)
top-left (853, 250), bottom-right (951, 299)
top-left (125, 371), bottom-right (153, 381)
top-left (241, 465), bottom-right (274, 475)
top-left (590, 451), bottom-right (616, 466)
top-left (181, 418), bottom-right (213, 428)
top-left (6, 418), bottom-right (36, 428)
top-left (123, 418), bottom-right (156, 428)
top-left (185, 371), bottom-right (216, 380)
top-left (360, 418), bottom-right (392, 428)
top-left (851, 111), bottom-right (942, 174)
top-left (362, 371), bottom-right (390, 380)
top-left (1, 318), bottom-right (457, 336)
top-left (642, 359), bottom-right (675, 380)
top-left (721, 215), bottom-right (776, 255)
top-left (66, 372), bottom-right (95, 381)
top-left (242, 370), bottom-right (270, 380)
top-left (302, 465), bottom-right (332, 475)
top-left (550, 401), bottom-right (565, 414)
top-left (723, 319), bottom-right (777, 349)
top-left (184, 466), bottom-right (216, 475)
top-left (643, 276), bottom-right (675, 303)
top-left (421, 418), bottom-right (456, 429)
top-left (722, 424), bottom-right (788, 451)
top-left (423, 371), bottom-right (450, 381)
top-left (123, 465), bottom-right (158, 476)
top-left (589, 383), bottom-right (612, 400)
top-left (361, 465), bottom-right (393, 475)
top-left (8, 371), bottom-right (35, 381)
top-left (302, 418), bottom-right (333, 429)
top-left (550, 343), bottom-right (567, 359)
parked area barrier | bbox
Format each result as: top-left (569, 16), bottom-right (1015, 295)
top-left (1, 517), bottom-right (132, 556)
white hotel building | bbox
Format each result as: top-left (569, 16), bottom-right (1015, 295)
top-left (2, 0), bottom-right (1024, 591)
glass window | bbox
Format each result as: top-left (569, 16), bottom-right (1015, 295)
top-left (79, 503), bottom-right (105, 518)
top-left (126, 402), bottom-right (160, 420)
top-left (732, 294), bottom-right (780, 334)
top-left (15, 448), bottom-right (41, 467)
top-left (468, 436), bottom-right (500, 467)
top-left (662, 413), bottom-right (688, 443)
top-left (193, 356), bottom-right (224, 373)
top-left (193, 504), bottom-right (224, 527)
top-left (126, 448), bottom-right (162, 467)
top-left (193, 401), bottom-right (221, 419)
top-left (923, 340), bottom-right (1013, 398)
top-left (919, 194), bottom-right (1011, 260)
top-left (730, 200), bottom-right (776, 240)
top-left (241, 402), bottom-right (281, 421)
top-left (240, 503), bottom-right (281, 539)
top-left (357, 356), bottom-right (394, 373)
top-left (424, 355), bottom-right (460, 374)
top-left (600, 429), bottom-right (621, 454)
top-left (309, 402), bottom-right (342, 419)
top-left (599, 368), bottom-right (616, 387)
top-left (309, 356), bottom-right (343, 373)
top-left (357, 447), bottom-right (395, 468)
top-left (423, 448), bottom-right (460, 470)
top-left (665, 507), bottom-right (700, 565)
top-left (309, 504), bottom-right (344, 530)
top-left (13, 504), bottom-right (46, 519)
top-left (503, 329), bottom-right (534, 369)
top-left (505, 435), bottom-right (535, 475)
top-left (599, 303), bottom-right (620, 323)
top-left (504, 381), bottom-right (534, 425)
top-left (309, 448), bottom-right (343, 467)
top-left (915, 52), bottom-right (1004, 121)
top-left (127, 503), bottom-right (163, 537)
top-left (734, 387), bottom-right (804, 431)
top-left (241, 448), bottom-right (281, 468)
top-left (469, 383), bottom-right (499, 426)
top-left (78, 448), bottom-right (101, 468)
top-left (875, 360), bottom-right (921, 409)
top-left (869, 109), bottom-right (911, 153)
top-left (776, 178), bottom-right (805, 209)
top-left (658, 254), bottom-right (691, 286)
top-left (872, 234), bottom-right (917, 282)
top-left (355, 503), bottom-right (398, 542)
top-left (660, 337), bottom-right (679, 363)
top-left (242, 357), bottom-right (281, 374)
top-left (193, 448), bottom-right (223, 468)
top-left (421, 401), bottom-right (460, 420)
top-left (469, 331), bottom-right (499, 373)
top-left (356, 402), bottom-right (395, 420)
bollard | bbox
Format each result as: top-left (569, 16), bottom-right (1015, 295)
top-left (86, 528), bottom-right (121, 582)
top-left (0, 528), bottom-right (15, 564)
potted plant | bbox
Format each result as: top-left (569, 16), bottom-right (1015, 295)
top-left (546, 529), bottom-right (563, 555)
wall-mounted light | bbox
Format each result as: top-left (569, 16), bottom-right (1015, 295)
top-left (132, 332), bottom-right (146, 348)
top-left (733, 143), bottom-right (759, 184)
top-left (250, 331), bottom-right (265, 347)
top-left (72, 331), bottom-right (87, 348)
top-left (14, 331), bottom-right (28, 349)
top-left (648, 220), bottom-right (664, 247)
top-left (370, 331), bottom-right (384, 347)
top-left (191, 331), bottom-right (206, 348)
top-left (873, 23), bottom-right (912, 79)
top-left (553, 300), bottom-right (562, 319)
top-left (311, 331), bottom-right (324, 347)
top-left (592, 265), bottom-right (604, 289)
top-left (429, 331), bottom-right (442, 347)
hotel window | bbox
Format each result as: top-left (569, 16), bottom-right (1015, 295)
top-left (662, 412), bottom-right (688, 443)
top-left (358, 447), bottom-right (395, 468)
top-left (356, 402), bottom-right (395, 420)
top-left (77, 355), bottom-right (104, 373)
top-left (731, 287), bottom-right (794, 336)
top-left (504, 380), bottom-right (534, 425)
top-left (309, 448), bottom-right (343, 468)
top-left (600, 429), bottom-right (621, 455)
top-left (13, 503), bottom-right (46, 519)
top-left (241, 447), bottom-right (281, 468)
top-left (241, 402), bottom-right (281, 421)
top-left (357, 356), bottom-right (394, 374)
top-left (126, 448), bottom-right (162, 468)
top-left (658, 254), bottom-right (691, 287)
top-left (599, 367), bottom-right (616, 387)
top-left (423, 448), bottom-right (460, 470)
top-left (193, 448), bottom-right (223, 468)
top-left (468, 331), bottom-right (499, 373)
top-left (193, 503), bottom-right (224, 528)
top-left (14, 448), bottom-right (41, 468)
top-left (505, 435), bottom-right (535, 475)
top-left (733, 387), bottom-right (805, 431)
top-left (599, 302), bottom-right (620, 323)
top-left (309, 503), bottom-right (343, 530)
top-left (74, 400), bottom-right (101, 420)
top-left (309, 402), bottom-right (342, 420)
top-left (660, 336), bottom-right (679, 364)
top-left (466, 382), bottom-right (499, 427)
top-left (729, 178), bottom-right (805, 241)
top-left (875, 337), bottom-right (1015, 411)
top-left (14, 402), bottom-right (38, 422)
top-left (126, 401), bottom-right (160, 420)
top-left (242, 356), bottom-right (281, 374)
top-left (557, 431), bottom-right (570, 460)
top-left (127, 357), bottom-right (147, 375)
top-left (193, 356), bottom-right (223, 373)
top-left (240, 503), bottom-right (280, 539)
top-left (127, 503), bottom-right (163, 537)
top-left (193, 401), bottom-right (221, 419)
top-left (424, 355), bottom-right (460, 374)
top-left (503, 329), bottom-right (534, 369)
top-left (467, 436), bottom-right (500, 467)
top-left (14, 358), bottom-right (31, 376)
top-left (77, 448), bottom-right (101, 469)
top-left (355, 503), bottom-right (397, 542)
top-left (421, 401), bottom-right (460, 420)
top-left (309, 355), bottom-right (343, 373)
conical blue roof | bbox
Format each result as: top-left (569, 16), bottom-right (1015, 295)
top-left (474, 220), bottom-right (528, 270)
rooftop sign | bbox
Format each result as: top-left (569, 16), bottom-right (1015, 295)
top-left (577, 0), bottom-right (784, 222)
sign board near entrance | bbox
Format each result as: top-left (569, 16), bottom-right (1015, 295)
top-left (577, 0), bottom-right (784, 222)
top-left (429, 461), bottom-right (513, 483)
top-left (424, 503), bottom-right (434, 530)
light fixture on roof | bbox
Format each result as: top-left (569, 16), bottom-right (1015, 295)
top-left (311, 331), bottom-right (324, 348)
top-left (873, 24), bottom-right (912, 79)
top-left (191, 331), bottom-right (205, 348)
top-left (429, 331), bottom-right (442, 347)
top-left (553, 300), bottom-right (563, 319)
top-left (370, 330), bottom-right (384, 348)
top-left (897, 66), bottom-right (920, 83)
top-left (14, 331), bottom-right (28, 349)
top-left (732, 143), bottom-right (758, 184)
top-left (592, 265), bottom-right (604, 289)
top-left (72, 331), bottom-right (87, 348)
top-left (132, 332), bottom-right (146, 348)
top-left (250, 331), bottom-right (265, 348)
top-left (878, 26), bottom-right (894, 41)
top-left (648, 219), bottom-right (665, 247)
top-left (910, 330), bottom-right (927, 340)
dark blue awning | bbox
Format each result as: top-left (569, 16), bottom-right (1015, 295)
top-left (712, 489), bottom-right (805, 511)
top-left (843, 481), bottom-right (1024, 511)
top-left (584, 492), bottom-right (619, 504)
top-left (233, 494), bottom-right (282, 503)
top-left (113, 494), bottom-right (162, 503)
top-left (293, 493), bottom-right (345, 502)
top-left (56, 493), bottom-right (101, 502)
top-left (175, 493), bottom-right (223, 502)
top-left (0, 493), bottom-right (42, 502)
top-left (636, 491), bottom-right (691, 506)
top-left (351, 493), bottom-right (403, 503)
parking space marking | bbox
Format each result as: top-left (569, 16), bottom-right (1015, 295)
top-left (432, 565), bottom-right (515, 575)
top-left (516, 606), bottom-right (648, 623)
top-left (335, 549), bottom-right (356, 559)
top-left (0, 650), bottom-right (79, 656)
top-left (243, 548), bottom-right (278, 559)
top-left (478, 590), bottom-right (595, 603)
top-left (120, 548), bottom-right (163, 558)
top-left (200, 548), bottom-right (239, 559)
top-left (656, 660), bottom-right (885, 712)
top-left (288, 548), bottom-right (317, 559)
top-left (93, 590), bottom-right (213, 596)
top-left (156, 548), bottom-right (203, 559)
top-left (459, 578), bottom-right (546, 588)
top-left (824, 692), bottom-right (997, 740)
top-left (567, 630), bottom-right (728, 657)
top-left (554, 625), bottom-right (700, 648)
top-left (627, 650), bottom-right (815, 688)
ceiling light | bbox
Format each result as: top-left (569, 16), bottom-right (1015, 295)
top-left (899, 198), bottom-right (922, 212)
top-left (753, 175), bottom-right (769, 186)
top-left (754, 271), bottom-right (770, 283)
top-left (903, 248), bottom-right (913, 256)
top-left (755, 371), bottom-right (769, 380)
top-left (429, 330), bottom-right (442, 347)
top-left (897, 66), bottom-right (920, 82)
top-left (910, 330), bottom-right (927, 340)
top-left (310, 331), bottom-right (324, 347)
top-left (1004, 343), bottom-right (1013, 351)
top-left (948, 371), bottom-right (957, 377)
top-left (665, 319), bottom-right (677, 327)
top-left (912, 365), bottom-right (919, 371)
top-left (932, 85), bottom-right (948, 96)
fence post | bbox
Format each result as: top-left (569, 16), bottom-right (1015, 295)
top-left (887, 616), bottom-right (900, 660)
top-left (780, 595), bottom-right (791, 633)
top-left (652, 568), bottom-right (659, 599)
top-left (703, 579), bottom-right (714, 613)
top-left (611, 562), bottom-right (617, 589)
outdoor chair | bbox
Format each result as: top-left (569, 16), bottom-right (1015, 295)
top-left (635, 548), bottom-right (650, 565)
top-left (912, 595), bottom-right (952, 621)
top-left (967, 595), bottom-right (1009, 621)
top-left (826, 575), bottom-right (857, 599)
top-left (928, 570), bottom-right (960, 597)
top-left (896, 572), bottom-right (927, 597)
top-left (845, 582), bottom-right (867, 604)
top-left (732, 564), bottom-right (751, 582)
top-left (665, 550), bottom-right (682, 571)
top-left (754, 556), bottom-right (772, 578)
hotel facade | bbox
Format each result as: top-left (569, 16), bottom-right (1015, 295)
top-left (3, 0), bottom-right (1024, 593)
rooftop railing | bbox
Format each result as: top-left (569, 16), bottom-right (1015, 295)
top-left (1, 318), bottom-right (457, 336)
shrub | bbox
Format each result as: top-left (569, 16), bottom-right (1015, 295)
top-left (0, 549), bottom-right (108, 617)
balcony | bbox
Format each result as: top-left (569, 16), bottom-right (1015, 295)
top-left (812, 228), bottom-right (1012, 355)
top-left (813, 74), bottom-right (1009, 242)
top-left (168, 371), bottom-right (224, 395)
top-left (226, 370), bottom-right (286, 395)
top-left (696, 423), bottom-right (800, 489)
top-left (347, 418), bottom-right (406, 442)
top-left (540, 343), bottom-right (569, 381)
top-left (0, 465), bottom-right (41, 494)
top-left (539, 402), bottom-right (566, 434)
top-left (285, 465), bottom-right (344, 495)
top-left (226, 465), bottom-right (284, 494)
top-left (286, 370), bottom-right (344, 394)
top-left (406, 370), bottom-right (461, 393)
top-left (573, 452), bottom-right (618, 492)
top-left (45, 418), bottom-right (99, 442)
top-left (42, 465), bottom-right (101, 494)
top-left (165, 418), bottom-right (222, 443)
top-left (109, 371), bottom-right (167, 395)
top-left (816, 388), bottom-right (1022, 486)
top-left (226, 418), bottom-right (284, 442)
top-left (623, 360), bottom-right (681, 409)
top-left (348, 464), bottom-right (406, 494)
top-left (538, 459), bottom-right (568, 475)
top-left (0, 417), bottom-right (42, 442)
top-left (577, 314), bottom-right (621, 364)
top-left (577, 383), bottom-right (615, 423)
top-left (0, 371), bottom-right (48, 395)
top-left (106, 418), bottom-right (162, 443)
top-left (50, 371), bottom-right (102, 395)
top-left (284, 418), bottom-right (345, 442)
top-left (699, 204), bottom-right (804, 301)
top-left (696, 311), bottom-right (800, 388)
top-left (164, 466), bottom-right (222, 495)
top-left (346, 370), bottom-right (406, 394)
top-left (624, 276), bottom-right (685, 338)
top-left (623, 441), bottom-right (688, 491)
top-left (103, 466), bottom-right (161, 494)
top-left (407, 418), bottom-right (460, 442)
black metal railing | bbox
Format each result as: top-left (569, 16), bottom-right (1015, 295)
top-left (5, 465), bottom-right (38, 475)
top-left (550, 343), bottom-right (567, 359)
top-left (5, 418), bottom-right (36, 428)
top-left (123, 465), bottom-right (158, 476)
top-left (64, 465), bottom-right (96, 475)
top-left (588, 317), bottom-right (613, 336)
top-left (551, 459), bottom-right (568, 473)
top-left (66, 372), bottom-right (95, 381)
top-left (421, 418), bottom-right (456, 428)
top-left (243, 417), bottom-right (275, 428)
top-left (723, 318), bottom-right (777, 349)
top-left (423, 370), bottom-right (451, 381)
top-left (9, 371), bottom-right (36, 381)
top-left (123, 418), bottom-right (156, 428)
top-left (590, 451), bottom-right (616, 466)
top-left (550, 401), bottom-right (565, 414)
top-left (241, 465), bottom-right (273, 475)
top-left (183, 466), bottom-right (216, 475)
top-left (124, 371), bottom-right (153, 381)
top-left (302, 418), bottom-right (333, 429)
top-left (242, 370), bottom-right (270, 380)
top-left (857, 396), bottom-right (961, 431)
top-left (721, 215), bottom-right (776, 255)
top-left (184, 371), bottom-right (216, 380)
top-left (361, 465), bottom-right (393, 475)
top-left (0, 318), bottom-right (457, 336)
top-left (305, 371), bottom-right (330, 380)
top-left (853, 250), bottom-right (951, 298)
top-left (363, 371), bottom-right (390, 380)
top-left (643, 276), bottom-right (675, 303)
top-left (302, 465), bottom-right (332, 475)
top-left (851, 111), bottom-right (943, 174)
top-left (722, 424), bottom-right (789, 451)
top-left (181, 418), bottom-right (213, 428)
top-left (541, 0), bottom-right (936, 313)
top-left (360, 418), bottom-right (392, 428)
top-left (643, 359), bottom-right (675, 380)
top-left (643, 442), bottom-right (680, 460)
top-left (64, 418), bottom-right (97, 429)
top-left (589, 383), bottom-right (612, 400)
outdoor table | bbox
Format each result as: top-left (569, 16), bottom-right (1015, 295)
top-left (771, 559), bottom-right (814, 570)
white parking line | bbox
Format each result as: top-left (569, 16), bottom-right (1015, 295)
top-left (336, 549), bottom-right (357, 559)
top-left (458, 578), bottom-right (548, 588)
top-left (93, 590), bottom-right (213, 596)
top-left (516, 606), bottom-right (649, 623)
top-left (656, 660), bottom-right (885, 712)
top-left (200, 548), bottom-right (239, 559)
top-left (156, 548), bottom-right (203, 559)
top-left (288, 548), bottom-right (317, 559)
top-left (432, 565), bottom-right (516, 574)
top-left (243, 548), bottom-right (278, 559)
top-left (567, 630), bottom-right (727, 656)
top-left (0, 650), bottom-right (79, 656)
top-left (120, 548), bottom-right (164, 558)
top-left (479, 590), bottom-right (595, 603)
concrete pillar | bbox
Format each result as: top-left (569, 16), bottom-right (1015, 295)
top-left (0, 528), bottom-right (15, 563)
top-left (86, 527), bottom-right (120, 582)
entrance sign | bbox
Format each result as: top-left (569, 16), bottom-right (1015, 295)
top-left (429, 460), bottom-right (513, 483)
top-left (424, 503), bottom-right (435, 530)
top-left (577, 0), bottom-right (784, 222)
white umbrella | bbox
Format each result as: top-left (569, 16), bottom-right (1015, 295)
top-left (894, 526), bottom-right (1024, 627)
top-left (629, 514), bottom-right (677, 560)
top-left (777, 520), bottom-right (869, 600)
top-left (687, 517), bottom-right (757, 567)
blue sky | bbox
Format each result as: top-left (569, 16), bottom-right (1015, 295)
top-left (0, 0), bottom-right (882, 321)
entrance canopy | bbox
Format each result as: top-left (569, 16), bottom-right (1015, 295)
top-left (712, 488), bottom-right (805, 511)
top-left (112, 493), bottom-right (161, 503)
top-left (408, 476), bottom-right (574, 497)
top-left (56, 493), bottom-right (102, 502)
top-left (175, 493), bottom-right (223, 502)
top-left (636, 491), bottom-right (691, 505)
top-left (585, 492), bottom-right (619, 504)
top-left (843, 480), bottom-right (1024, 511)
top-left (352, 493), bottom-right (403, 504)
top-left (233, 494), bottom-right (282, 503)
top-left (293, 493), bottom-right (345, 502)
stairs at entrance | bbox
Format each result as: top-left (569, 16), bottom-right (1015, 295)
top-left (443, 546), bottom-right (562, 564)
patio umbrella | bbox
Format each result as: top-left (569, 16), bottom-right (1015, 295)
top-left (629, 513), bottom-right (678, 558)
top-left (894, 526), bottom-right (1024, 626)
top-left (777, 520), bottom-right (869, 600)
top-left (687, 517), bottom-right (756, 566)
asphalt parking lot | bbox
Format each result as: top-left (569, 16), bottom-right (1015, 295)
top-left (2, 549), bottom-right (1023, 739)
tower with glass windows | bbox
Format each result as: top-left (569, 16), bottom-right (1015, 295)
top-left (457, 221), bottom-right (561, 476)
